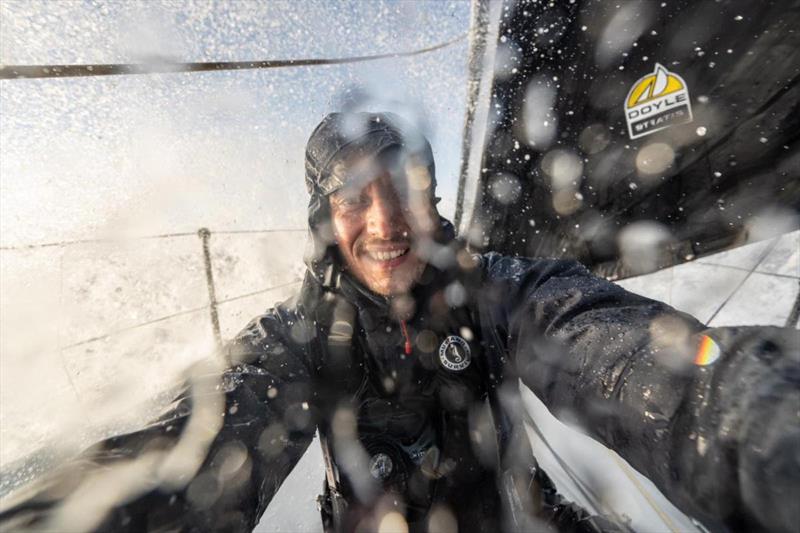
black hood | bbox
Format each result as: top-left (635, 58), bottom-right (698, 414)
top-left (302, 111), bottom-right (445, 289)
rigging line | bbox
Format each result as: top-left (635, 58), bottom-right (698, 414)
top-left (0, 228), bottom-right (307, 251)
top-left (0, 32), bottom-right (467, 80)
top-left (58, 279), bottom-right (302, 350)
top-left (212, 228), bottom-right (305, 235)
top-left (0, 232), bottom-right (198, 250)
top-left (216, 278), bottom-right (302, 305)
top-left (59, 304), bottom-right (213, 350)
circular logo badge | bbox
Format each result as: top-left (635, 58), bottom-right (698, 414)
top-left (369, 452), bottom-right (394, 480)
top-left (438, 335), bottom-right (471, 372)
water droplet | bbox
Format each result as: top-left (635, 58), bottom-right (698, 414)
top-left (541, 149), bottom-right (583, 188)
top-left (489, 173), bottom-right (522, 205)
top-left (636, 142), bottom-right (675, 175)
top-left (696, 126), bottom-right (707, 136)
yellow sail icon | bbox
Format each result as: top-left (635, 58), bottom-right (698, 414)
top-left (627, 64), bottom-right (685, 108)
top-left (624, 62), bottom-right (693, 139)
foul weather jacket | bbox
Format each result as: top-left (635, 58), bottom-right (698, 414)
top-left (1, 253), bottom-right (798, 533)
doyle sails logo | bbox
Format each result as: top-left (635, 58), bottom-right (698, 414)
top-left (625, 63), bottom-right (693, 139)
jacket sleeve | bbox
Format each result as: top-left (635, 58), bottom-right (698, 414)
top-left (0, 309), bottom-right (316, 533)
top-left (478, 253), bottom-right (800, 532)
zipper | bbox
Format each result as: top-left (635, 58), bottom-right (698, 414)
top-left (399, 320), bottom-right (412, 356)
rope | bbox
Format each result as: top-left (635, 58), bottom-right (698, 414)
top-left (0, 33), bottom-right (467, 80)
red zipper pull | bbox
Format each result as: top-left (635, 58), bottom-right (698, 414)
top-left (400, 320), bottom-right (412, 356)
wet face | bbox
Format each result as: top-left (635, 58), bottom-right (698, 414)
top-left (330, 167), bottom-right (434, 296)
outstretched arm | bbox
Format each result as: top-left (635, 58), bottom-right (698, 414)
top-left (0, 309), bottom-right (316, 532)
top-left (479, 253), bottom-right (799, 532)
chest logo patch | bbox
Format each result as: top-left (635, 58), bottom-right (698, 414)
top-left (438, 335), bottom-right (471, 372)
top-left (625, 63), bottom-right (693, 140)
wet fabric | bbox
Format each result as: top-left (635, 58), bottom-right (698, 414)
top-left (2, 107), bottom-right (798, 532)
top-left (476, 0), bottom-right (800, 278)
top-left (2, 247), bottom-right (798, 532)
top-left (304, 112), bottom-right (435, 198)
top-left (311, 258), bottom-right (500, 531)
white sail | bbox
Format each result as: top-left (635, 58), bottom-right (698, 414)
top-left (653, 64), bottom-right (670, 96)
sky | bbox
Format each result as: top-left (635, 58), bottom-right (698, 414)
top-left (0, 0), bottom-right (472, 246)
top-left (0, 0), bottom-right (473, 468)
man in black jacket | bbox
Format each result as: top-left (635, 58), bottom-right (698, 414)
top-left (1, 112), bottom-right (798, 533)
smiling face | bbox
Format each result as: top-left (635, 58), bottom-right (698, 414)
top-left (329, 164), bottom-right (434, 296)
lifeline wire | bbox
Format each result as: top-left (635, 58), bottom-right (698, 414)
top-left (0, 226), bottom-right (307, 349)
top-left (0, 33), bottom-right (467, 80)
top-left (0, 228), bottom-right (306, 251)
top-left (59, 279), bottom-right (303, 351)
